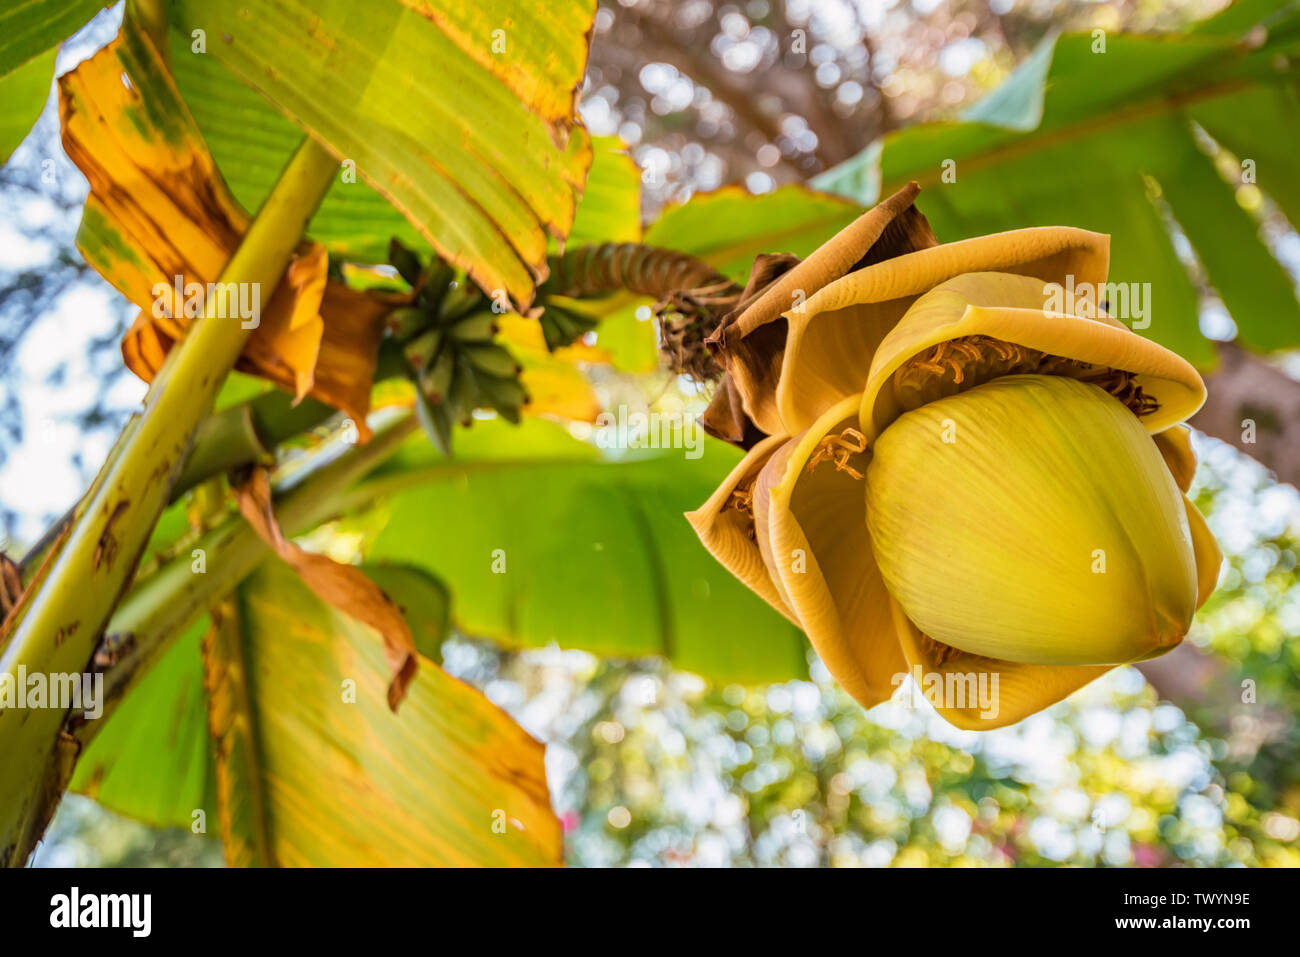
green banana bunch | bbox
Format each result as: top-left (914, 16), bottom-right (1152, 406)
top-left (387, 240), bottom-right (529, 456)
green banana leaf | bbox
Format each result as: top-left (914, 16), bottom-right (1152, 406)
top-left (645, 183), bottom-right (862, 281)
top-left (168, 0), bottom-right (596, 308)
top-left (0, 0), bottom-right (109, 163)
top-left (359, 418), bottom-right (809, 684)
top-left (0, 49), bottom-right (53, 163)
top-left (815, 0), bottom-right (1300, 365)
top-left (568, 137), bottom-right (642, 247)
top-left (0, 0), bottom-right (106, 76)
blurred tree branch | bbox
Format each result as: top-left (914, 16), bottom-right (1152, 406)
top-left (620, 4), bottom-right (796, 164)
top-left (1193, 342), bottom-right (1300, 490)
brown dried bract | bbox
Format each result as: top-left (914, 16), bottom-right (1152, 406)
top-left (702, 183), bottom-right (939, 446)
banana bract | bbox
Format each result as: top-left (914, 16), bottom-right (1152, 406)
top-left (865, 374), bottom-right (1196, 666)
top-left (688, 184), bottom-right (1222, 730)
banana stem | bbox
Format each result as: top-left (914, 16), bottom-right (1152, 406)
top-left (16, 341), bottom-right (412, 582)
top-left (76, 410), bottom-right (417, 752)
top-left (172, 392), bottom-right (336, 495)
top-left (4, 411), bottom-right (417, 868)
top-left (0, 136), bottom-right (339, 866)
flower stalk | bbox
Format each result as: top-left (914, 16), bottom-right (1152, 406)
top-left (543, 243), bottom-right (738, 303)
top-left (542, 243), bottom-right (742, 376)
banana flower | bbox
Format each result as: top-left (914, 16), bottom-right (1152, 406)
top-left (688, 184), bottom-right (1221, 730)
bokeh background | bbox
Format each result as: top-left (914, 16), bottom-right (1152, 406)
top-left (4, 0), bottom-right (1298, 866)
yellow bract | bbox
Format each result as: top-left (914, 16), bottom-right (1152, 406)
top-left (685, 434), bottom-right (798, 624)
top-left (778, 228), bottom-right (1112, 433)
top-left (857, 271), bottom-right (1205, 439)
top-left (688, 184), bottom-right (1223, 730)
top-left (865, 374), bottom-right (1197, 666)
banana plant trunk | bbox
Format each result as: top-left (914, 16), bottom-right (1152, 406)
top-left (0, 137), bottom-right (339, 866)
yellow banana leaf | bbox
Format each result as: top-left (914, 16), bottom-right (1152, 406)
top-left (211, 561), bottom-right (561, 866)
top-left (61, 19), bottom-right (388, 437)
top-left (169, 0), bottom-right (597, 309)
top-left (73, 560), bottom-right (560, 866)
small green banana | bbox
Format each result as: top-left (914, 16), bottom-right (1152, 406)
top-left (387, 306), bottom-right (427, 342)
top-left (462, 342), bottom-right (520, 379)
top-left (445, 355), bottom-right (478, 427)
top-left (419, 348), bottom-right (456, 402)
top-left (415, 388), bottom-right (453, 458)
top-left (457, 340), bottom-right (517, 377)
top-left (468, 367), bottom-right (528, 423)
top-left (449, 312), bottom-right (499, 343)
top-left (403, 326), bottom-right (444, 370)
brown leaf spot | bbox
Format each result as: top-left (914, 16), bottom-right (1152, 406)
top-left (93, 500), bottom-right (130, 570)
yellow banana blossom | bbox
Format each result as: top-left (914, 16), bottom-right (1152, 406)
top-left (688, 184), bottom-right (1221, 730)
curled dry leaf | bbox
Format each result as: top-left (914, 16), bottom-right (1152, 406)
top-left (59, 19), bottom-right (391, 439)
top-left (234, 469), bottom-right (418, 711)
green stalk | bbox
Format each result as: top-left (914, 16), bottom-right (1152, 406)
top-left (17, 339), bottom-right (411, 581)
top-left (172, 392), bottom-right (336, 495)
top-left (0, 136), bottom-right (339, 865)
top-left (173, 338), bottom-right (412, 492)
top-left (72, 410), bottom-right (417, 756)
